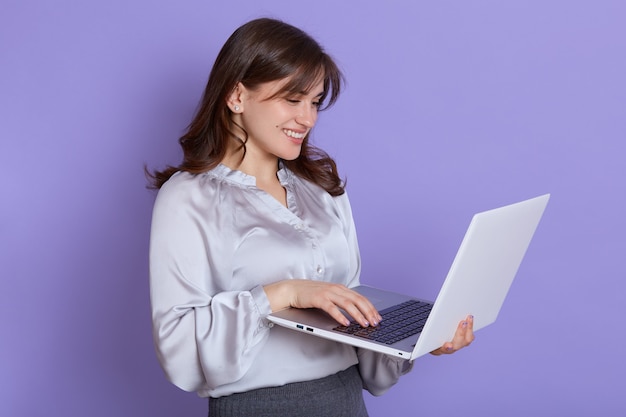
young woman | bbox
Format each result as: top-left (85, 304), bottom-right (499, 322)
top-left (148, 17), bottom-right (474, 416)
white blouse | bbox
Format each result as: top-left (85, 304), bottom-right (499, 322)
top-left (149, 164), bottom-right (412, 398)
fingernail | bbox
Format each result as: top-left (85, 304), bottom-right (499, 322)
top-left (446, 346), bottom-right (453, 352)
top-left (462, 321), bottom-right (468, 327)
top-left (363, 321), bottom-right (370, 327)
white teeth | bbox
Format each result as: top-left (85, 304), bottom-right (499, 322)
top-left (284, 129), bottom-right (305, 139)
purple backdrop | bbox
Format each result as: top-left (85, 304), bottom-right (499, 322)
top-left (2, 1), bottom-right (625, 416)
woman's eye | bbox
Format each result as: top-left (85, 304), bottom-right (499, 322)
top-left (285, 98), bottom-right (320, 109)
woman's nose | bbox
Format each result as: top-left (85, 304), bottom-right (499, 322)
top-left (295, 105), bottom-right (316, 128)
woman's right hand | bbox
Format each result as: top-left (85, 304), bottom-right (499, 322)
top-left (263, 280), bottom-right (381, 328)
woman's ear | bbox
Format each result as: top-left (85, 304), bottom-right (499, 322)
top-left (227, 82), bottom-right (244, 113)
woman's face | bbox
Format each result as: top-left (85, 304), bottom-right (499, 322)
top-left (231, 77), bottom-right (324, 162)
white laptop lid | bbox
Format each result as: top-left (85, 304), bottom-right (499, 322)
top-left (410, 193), bottom-right (550, 358)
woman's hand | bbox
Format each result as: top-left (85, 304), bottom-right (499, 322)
top-left (430, 315), bottom-right (475, 356)
top-left (264, 280), bottom-right (382, 328)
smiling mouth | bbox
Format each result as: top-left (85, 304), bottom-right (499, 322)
top-left (284, 129), bottom-right (306, 140)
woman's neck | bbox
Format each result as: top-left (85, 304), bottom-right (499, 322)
top-left (221, 143), bottom-right (280, 183)
top-left (221, 143), bottom-right (287, 207)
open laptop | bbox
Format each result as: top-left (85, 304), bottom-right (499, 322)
top-left (268, 194), bottom-right (550, 361)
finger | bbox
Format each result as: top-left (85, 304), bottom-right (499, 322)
top-left (288, 281), bottom-right (381, 327)
top-left (334, 290), bottom-right (381, 327)
top-left (326, 305), bottom-right (352, 327)
top-left (430, 315), bottom-right (475, 356)
top-left (452, 318), bottom-right (469, 350)
top-left (307, 284), bottom-right (378, 326)
top-left (312, 296), bottom-right (352, 326)
top-left (341, 301), bottom-right (373, 327)
top-left (450, 315), bottom-right (474, 350)
top-left (313, 287), bottom-right (371, 327)
top-left (464, 315), bottom-right (475, 345)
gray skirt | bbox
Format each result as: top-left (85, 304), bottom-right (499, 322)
top-left (208, 365), bottom-right (369, 417)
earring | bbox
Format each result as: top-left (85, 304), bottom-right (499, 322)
top-left (234, 105), bottom-right (240, 112)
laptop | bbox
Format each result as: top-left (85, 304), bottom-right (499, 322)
top-left (268, 194), bottom-right (550, 361)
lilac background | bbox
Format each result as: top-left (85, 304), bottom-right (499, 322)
top-left (1, 1), bottom-right (624, 416)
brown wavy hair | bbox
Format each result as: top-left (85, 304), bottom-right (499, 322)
top-left (147, 18), bottom-right (345, 195)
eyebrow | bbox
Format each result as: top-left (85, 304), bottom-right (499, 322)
top-left (290, 90), bottom-right (325, 99)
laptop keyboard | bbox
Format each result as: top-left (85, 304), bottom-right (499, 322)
top-left (333, 299), bottom-right (433, 345)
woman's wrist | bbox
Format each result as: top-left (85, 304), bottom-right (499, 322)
top-left (263, 280), bottom-right (292, 312)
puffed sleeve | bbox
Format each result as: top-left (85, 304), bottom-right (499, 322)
top-left (149, 177), bottom-right (272, 392)
top-left (333, 191), bottom-right (361, 288)
top-left (335, 191), bottom-right (415, 395)
top-left (356, 349), bottom-right (414, 396)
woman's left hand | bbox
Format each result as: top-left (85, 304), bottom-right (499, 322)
top-left (430, 315), bottom-right (475, 356)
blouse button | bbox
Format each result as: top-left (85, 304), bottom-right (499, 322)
top-left (316, 266), bottom-right (324, 275)
top-left (294, 223), bottom-right (304, 231)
